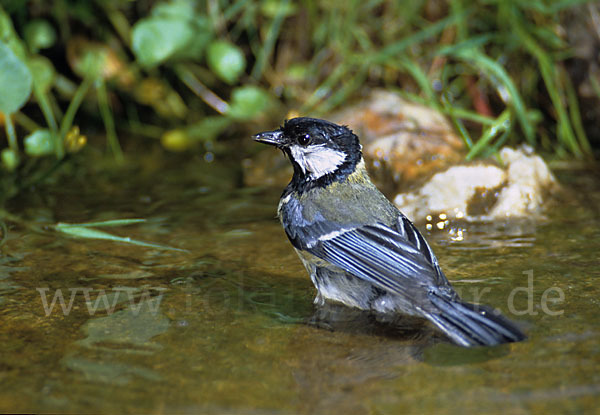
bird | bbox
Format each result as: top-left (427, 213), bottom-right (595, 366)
top-left (253, 117), bottom-right (526, 347)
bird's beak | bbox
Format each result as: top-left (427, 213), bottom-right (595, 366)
top-left (253, 129), bottom-right (284, 147)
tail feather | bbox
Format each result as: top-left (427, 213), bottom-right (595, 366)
top-left (425, 292), bottom-right (526, 347)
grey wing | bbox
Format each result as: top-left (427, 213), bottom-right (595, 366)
top-left (306, 217), bottom-right (454, 299)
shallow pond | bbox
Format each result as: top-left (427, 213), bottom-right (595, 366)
top-left (0, 152), bottom-right (599, 414)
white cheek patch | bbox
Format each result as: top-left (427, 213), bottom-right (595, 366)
top-left (289, 144), bottom-right (347, 179)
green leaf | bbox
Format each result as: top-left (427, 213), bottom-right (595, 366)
top-left (80, 48), bottom-right (110, 79)
top-left (147, 1), bottom-right (213, 61)
top-left (466, 109), bottom-right (511, 160)
top-left (0, 8), bottom-right (24, 59)
top-left (152, 0), bottom-right (196, 19)
top-left (227, 86), bottom-right (271, 120)
top-left (451, 48), bottom-right (534, 145)
top-left (132, 18), bottom-right (194, 67)
top-left (1, 148), bottom-right (19, 171)
top-left (55, 223), bottom-right (186, 252)
top-left (56, 219), bottom-right (146, 228)
top-left (175, 16), bottom-right (212, 61)
top-left (23, 19), bottom-right (57, 53)
top-left (207, 40), bottom-right (246, 84)
top-left (260, 0), bottom-right (297, 18)
top-left (24, 129), bottom-right (54, 156)
top-left (0, 7), bottom-right (15, 40)
top-left (369, 11), bottom-right (469, 65)
top-left (28, 55), bottom-right (55, 93)
top-left (0, 40), bottom-right (32, 114)
top-left (251, 0), bottom-right (290, 79)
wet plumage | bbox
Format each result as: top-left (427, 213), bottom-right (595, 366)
top-left (254, 117), bottom-right (526, 347)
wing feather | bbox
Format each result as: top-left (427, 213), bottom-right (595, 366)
top-left (309, 223), bottom-right (444, 297)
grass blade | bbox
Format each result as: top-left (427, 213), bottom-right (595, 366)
top-left (466, 109), bottom-right (511, 161)
top-left (250, 0), bottom-right (290, 79)
top-left (370, 10), bottom-right (470, 64)
top-left (56, 219), bottom-right (147, 228)
top-left (451, 48), bottom-right (534, 146)
top-left (96, 79), bottom-right (123, 161)
top-left (55, 222), bottom-right (186, 252)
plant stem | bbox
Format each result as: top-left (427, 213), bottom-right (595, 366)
top-left (466, 109), bottom-right (511, 160)
top-left (15, 112), bottom-right (41, 133)
top-left (33, 88), bottom-right (62, 158)
top-left (4, 114), bottom-right (18, 153)
top-left (96, 79), bottom-right (123, 161)
top-left (59, 75), bottom-right (93, 141)
top-left (250, 0), bottom-right (289, 80)
top-left (175, 64), bottom-right (229, 114)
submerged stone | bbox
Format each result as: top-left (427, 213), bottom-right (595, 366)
top-left (77, 296), bottom-right (169, 352)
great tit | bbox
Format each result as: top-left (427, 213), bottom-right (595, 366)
top-left (254, 117), bottom-right (526, 347)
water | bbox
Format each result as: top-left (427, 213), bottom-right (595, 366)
top-left (0, 153), bottom-right (598, 414)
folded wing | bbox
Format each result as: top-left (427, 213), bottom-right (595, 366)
top-left (307, 220), bottom-right (452, 298)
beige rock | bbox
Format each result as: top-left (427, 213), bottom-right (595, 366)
top-left (394, 164), bottom-right (506, 221)
top-left (489, 146), bottom-right (558, 218)
top-left (393, 146), bottom-right (558, 222)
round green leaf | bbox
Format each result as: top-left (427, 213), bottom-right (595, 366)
top-left (0, 40), bottom-right (32, 114)
top-left (132, 18), bottom-right (194, 67)
top-left (227, 86), bottom-right (271, 120)
top-left (28, 55), bottom-right (55, 93)
top-left (174, 16), bottom-right (212, 60)
top-left (24, 129), bottom-right (54, 156)
top-left (80, 48), bottom-right (109, 79)
top-left (261, 0), bottom-right (298, 18)
top-left (207, 40), bottom-right (246, 85)
top-left (152, 0), bottom-right (196, 19)
top-left (1, 148), bottom-right (19, 171)
top-left (24, 19), bottom-right (57, 53)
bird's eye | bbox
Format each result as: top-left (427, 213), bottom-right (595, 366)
top-left (297, 134), bottom-right (312, 146)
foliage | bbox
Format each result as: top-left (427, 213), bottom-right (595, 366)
top-left (0, 0), bottom-right (596, 204)
top-left (55, 219), bottom-right (186, 251)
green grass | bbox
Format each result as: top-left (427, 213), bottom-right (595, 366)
top-left (0, 0), bottom-right (595, 196)
top-left (287, 0), bottom-right (593, 159)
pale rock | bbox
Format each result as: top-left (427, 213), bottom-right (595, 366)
top-left (393, 146), bottom-right (558, 222)
top-left (489, 146), bottom-right (558, 218)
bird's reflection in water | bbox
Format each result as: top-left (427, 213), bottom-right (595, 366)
top-left (309, 301), bottom-right (437, 345)
top-left (289, 303), bottom-right (512, 413)
top-left (307, 302), bottom-right (511, 364)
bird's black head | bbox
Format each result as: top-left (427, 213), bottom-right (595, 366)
top-left (253, 117), bottom-right (362, 192)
